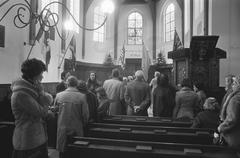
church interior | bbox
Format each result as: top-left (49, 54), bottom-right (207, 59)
top-left (0, 0), bottom-right (240, 158)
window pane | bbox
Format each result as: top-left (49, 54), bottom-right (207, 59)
top-left (166, 24), bottom-right (171, 32)
top-left (99, 34), bottom-right (104, 42)
top-left (128, 38), bottom-right (134, 45)
top-left (170, 31), bottom-right (174, 40)
top-left (171, 12), bottom-right (175, 21)
top-left (165, 3), bottom-right (175, 42)
top-left (129, 13), bottom-right (135, 20)
top-left (128, 29), bottom-right (135, 37)
top-left (136, 29), bottom-right (142, 36)
top-left (135, 13), bottom-right (142, 20)
top-left (166, 14), bottom-right (170, 23)
top-left (128, 12), bottom-right (143, 45)
top-left (128, 20), bottom-right (135, 28)
top-left (136, 20), bottom-right (142, 28)
top-left (171, 22), bottom-right (175, 30)
top-left (136, 37), bottom-right (142, 44)
top-left (166, 32), bottom-right (170, 41)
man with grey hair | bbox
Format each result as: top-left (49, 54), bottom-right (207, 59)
top-left (124, 70), bottom-right (151, 116)
top-left (54, 75), bottom-right (89, 158)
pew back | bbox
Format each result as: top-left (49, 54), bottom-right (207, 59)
top-left (67, 137), bottom-right (238, 158)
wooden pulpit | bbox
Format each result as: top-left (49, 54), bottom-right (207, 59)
top-left (168, 36), bottom-right (226, 99)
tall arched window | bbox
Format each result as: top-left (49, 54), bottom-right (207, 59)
top-left (93, 6), bottom-right (105, 42)
top-left (165, 3), bottom-right (175, 42)
top-left (70, 0), bottom-right (80, 33)
top-left (128, 12), bottom-right (143, 45)
top-left (41, 0), bottom-right (58, 19)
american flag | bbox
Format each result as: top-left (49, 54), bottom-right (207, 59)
top-left (173, 29), bottom-right (184, 51)
top-left (118, 43), bottom-right (126, 70)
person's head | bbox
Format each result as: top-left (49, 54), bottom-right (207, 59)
top-left (43, 92), bottom-right (53, 106)
top-left (89, 72), bottom-right (96, 81)
top-left (157, 74), bottom-right (169, 87)
top-left (123, 77), bottom-right (128, 85)
top-left (21, 58), bottom-right (46, 83)
top-left (112, 68), bottom-right (120, 78)
top-left (60, 71), bottom-right (66, 80)
top-left (135, 70), bottom-right (144, 81)
top-left (203, 97), bottom-right (219, 111)
top-left (154, 71), bottom-right (161, 78)
top-left (127, 76), bottom-right (133, 81)
top-left (193, 81), bottom-right (205, 92)
top-left (95, 87), bottom-right (107, 101)
top-left (66, 76), bottom-right (78, 88)
top-left (232, 75), bottom-right (240, 92)
top-left (181, 78), bottom-right (192, 89)
top-left (77, 80), bottom-right (88, 92)
top-left (225, 74), bottom-right (234, 90)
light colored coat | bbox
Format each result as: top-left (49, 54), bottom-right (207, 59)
top-left (11, 78), bottom-right (48, 150)
top-left (218, 88), bottom-right (240, 148)
top-left (103, 78), bottom-right (123, 115)
top-left (173, 87), bottom-right (199, 119)
top-left (54, 87), bottom-right (89, 152)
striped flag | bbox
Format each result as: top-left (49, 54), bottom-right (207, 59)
top-left (118, 43), bottom-right (126, 70)
top-left (173, 29), bottom-right (183, 51)
top-left (142, 43), bottom-right (151, 81)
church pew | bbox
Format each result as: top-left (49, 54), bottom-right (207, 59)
top-left (0, 122), bottom-right (14, 158)
top-left (66, 137), bottom-right (239, 158)
top-left (88, 122), bottom-right (214, 134)
top-left (100, 115), bottom-right (192, 127)
top-left (86, 123), bottom-right (213, 145)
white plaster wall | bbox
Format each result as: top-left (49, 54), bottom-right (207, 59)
top-left (209, 0), bottom-right (240, 86)
top-left (0, 0), bottom-right (70, 83)
top-left (117, 4), bottom-right (153, 61)
top-left (193, 0), bottom-right (204, 35)
top-left (84, 0), bottom-right (115, 63)
top-left (156, 0), bottom-right (182, 64)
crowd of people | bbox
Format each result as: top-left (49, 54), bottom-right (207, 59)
top-left (9, 58), bottom-right (240, 158)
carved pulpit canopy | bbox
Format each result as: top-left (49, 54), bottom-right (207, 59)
top-left (168, 35), bottom-right (226, 60)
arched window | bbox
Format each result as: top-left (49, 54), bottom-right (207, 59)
top-left (93, 6), bottom-right (105, 42)
top-left (165, 3), bottom-right (175, 42)
top-left (41, 0), bottom-right (58, 19)
top-left (128, 12), bottom-right (143, 45)
top-left (70, 0), bottom-right (80, 33)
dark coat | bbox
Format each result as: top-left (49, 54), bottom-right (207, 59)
top-left (191, 110), bottom-right (220, 129)
top-left (56, 81), bottom-right (66, 94)
top-left (153, 86), bottom-right (176, 117)
top-left (124, 80), bottom-right (151, 116)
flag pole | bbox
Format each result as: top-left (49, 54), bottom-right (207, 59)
top-left (58, 35), bottom-right (73, 69)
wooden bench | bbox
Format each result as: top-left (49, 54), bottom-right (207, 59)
top-left (0, 122), bottom-right (14, 158)
top-left (86, 123), bottom-right (214, 145)
top-left (66, 137), bottom-right (239, 158)
top-left (101, 115), bottom-right (192, 127)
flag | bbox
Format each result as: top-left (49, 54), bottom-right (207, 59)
top-left (69, 35), bottom-right (76, 70)
top-left (142, 43), bottom-right (151, 81)
top-left (118, 43), bottom-right (126, 70)
top-left (36, 11), bottom-right (50, 42)
top-left (41, 31), bottom-right (51, 71)
top-left (173, 29), bottom-right (183, 51)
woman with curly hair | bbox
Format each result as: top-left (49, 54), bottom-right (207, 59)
top-left (11, 58), bottom-right (53, 158)
top-left (86, 72), bottom-right (101, 94)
